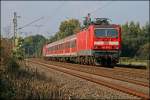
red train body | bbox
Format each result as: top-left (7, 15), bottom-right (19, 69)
top-left (43, 23), bottom-right (121, 66)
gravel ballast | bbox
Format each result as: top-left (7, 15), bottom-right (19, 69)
top-left (22, 61), bottom-right (142, 99)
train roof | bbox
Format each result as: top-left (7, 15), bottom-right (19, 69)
top-left (93, 24), bottom-right (120, 28)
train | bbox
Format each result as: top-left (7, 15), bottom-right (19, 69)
top-left (42, 17), bottom-right (121, 66)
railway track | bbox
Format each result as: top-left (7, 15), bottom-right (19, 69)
top-left (31, 59), bottom-right (149, 86)
top-left (27, 59), bottom-right (149, 99)
top-left (33, 58), bottom-right (149, 80)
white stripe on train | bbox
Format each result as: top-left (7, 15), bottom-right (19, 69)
top-left (94, 41), bottom-right (119, 45)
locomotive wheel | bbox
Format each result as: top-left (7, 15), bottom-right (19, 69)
top-left (83, 57), bottom-right (85, 65)
top-left (79, 57), bottom-right (81, 64)
top-left (89, 57), bottom-right (93, 65)
top-left (91, 57), bottom-right (95, 66)
top-left (82, 57), bottom-right (84, 65)
top-left (85, 57), bottom-right (89, 65)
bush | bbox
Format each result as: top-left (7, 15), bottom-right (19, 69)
top-left (6, 57), bottom-right (19, 73)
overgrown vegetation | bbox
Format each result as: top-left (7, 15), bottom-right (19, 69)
top-left (121, 21), bottom-right (149, 59)
top-left (0, 37), bottom-right (68, 99)
top-left (22, 35), bottom-right (46, 57)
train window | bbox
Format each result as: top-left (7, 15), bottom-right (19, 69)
top-left (66, 42), bottom-right (68, 48)
top-left (107, 29), bottom-right (118, 38)
top-left (70, 40), bottom-right (76, 48)
top-left (69, 42), bottom-right (70, 48)
top-left (66, 42), bottom-right (69, 48)
top-left (62, 43), bottom-right (65, 49)
top-left (95, 29), bottom-right (106, 37)
top-left (53, 46), bottom-right (54, 50)
top-left (70, 41), bottom-right (73, 48)
top-left (61, 44), bottom-right (62, 49)
top-left (59, 44), bottom-right (60, 50)
top-left (61, 43), bottom-right (63, 49)
top-left (68, 42), bottom-right (70, 48)
top-left (74, 40), bottom-right (76, 47)
top-left (56, 45), bottom-right (58, 50)
top-left (54, 46), bottom-right (56, 50)
top-left (61, 44), bottom-right (63, 49)
top-left (95, 28), bottom-right (118, 38)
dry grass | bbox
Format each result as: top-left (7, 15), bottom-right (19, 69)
top-left (119, 57), bottom-right (149, 68)
top-left (0, 59), bottom-right (69, 99)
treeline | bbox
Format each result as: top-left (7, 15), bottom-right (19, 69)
top-left (121, 21), bottom-right (149, 59)
top-left (22, 35), bottom-right (46, 57)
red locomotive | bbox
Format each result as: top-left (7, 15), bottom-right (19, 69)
top-left (43, 17), bottom-right (121, 66)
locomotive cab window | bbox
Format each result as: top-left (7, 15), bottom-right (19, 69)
top-left (95, 28), bottom-right (118, 38)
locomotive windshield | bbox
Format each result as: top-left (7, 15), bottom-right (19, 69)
top-left (95, 28), bottom-right (118, 38)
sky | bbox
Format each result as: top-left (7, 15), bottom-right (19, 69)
top-left (1, 1), bottom-right (149, 38)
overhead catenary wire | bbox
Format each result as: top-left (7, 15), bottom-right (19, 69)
top-left (18, 16), bottom-right (44, 30)
top-left (18, 1), bottom-right (113, 38)
top-left (78, 1), bottom-right (114, 25)
top-left (42, 2), bottom-right (65, 36)
top-left (18, 2), bottom-right (64, 38)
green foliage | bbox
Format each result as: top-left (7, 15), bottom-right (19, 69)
top-left (121, 21), bottom-right (150, 59)
top-left (136, 43), bottom-right (150, 59)
top-left (0, 78), bottom-right (15, 99)
top-left (22, 35), bottom-right (46, 57)
top-left (13, 37), bottom-right (25, 60)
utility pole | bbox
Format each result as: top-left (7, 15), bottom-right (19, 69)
top-left (13, 12), bottom-right (17, 49)
top-left (13, 12), bottom-right (21, 50)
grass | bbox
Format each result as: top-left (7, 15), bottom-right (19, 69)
top-left (119, 57), bottom-right (149, 69)
top-left (0, 58), bottom-right (69, 99)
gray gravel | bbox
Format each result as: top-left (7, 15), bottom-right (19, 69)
top-left (25, 61), bottom-right (141, 99)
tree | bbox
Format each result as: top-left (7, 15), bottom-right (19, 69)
top-left (136, 43), bottom-right (150, 59)
top-left (121, 21), bottom-right (149, 59)
top-left (22, 35), bottom-right (46, 57)
top-left (59, 19), bottom-right (81, 37)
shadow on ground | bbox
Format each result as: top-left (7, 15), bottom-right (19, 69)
top-left (115, 64), bottom-right (147, 69)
